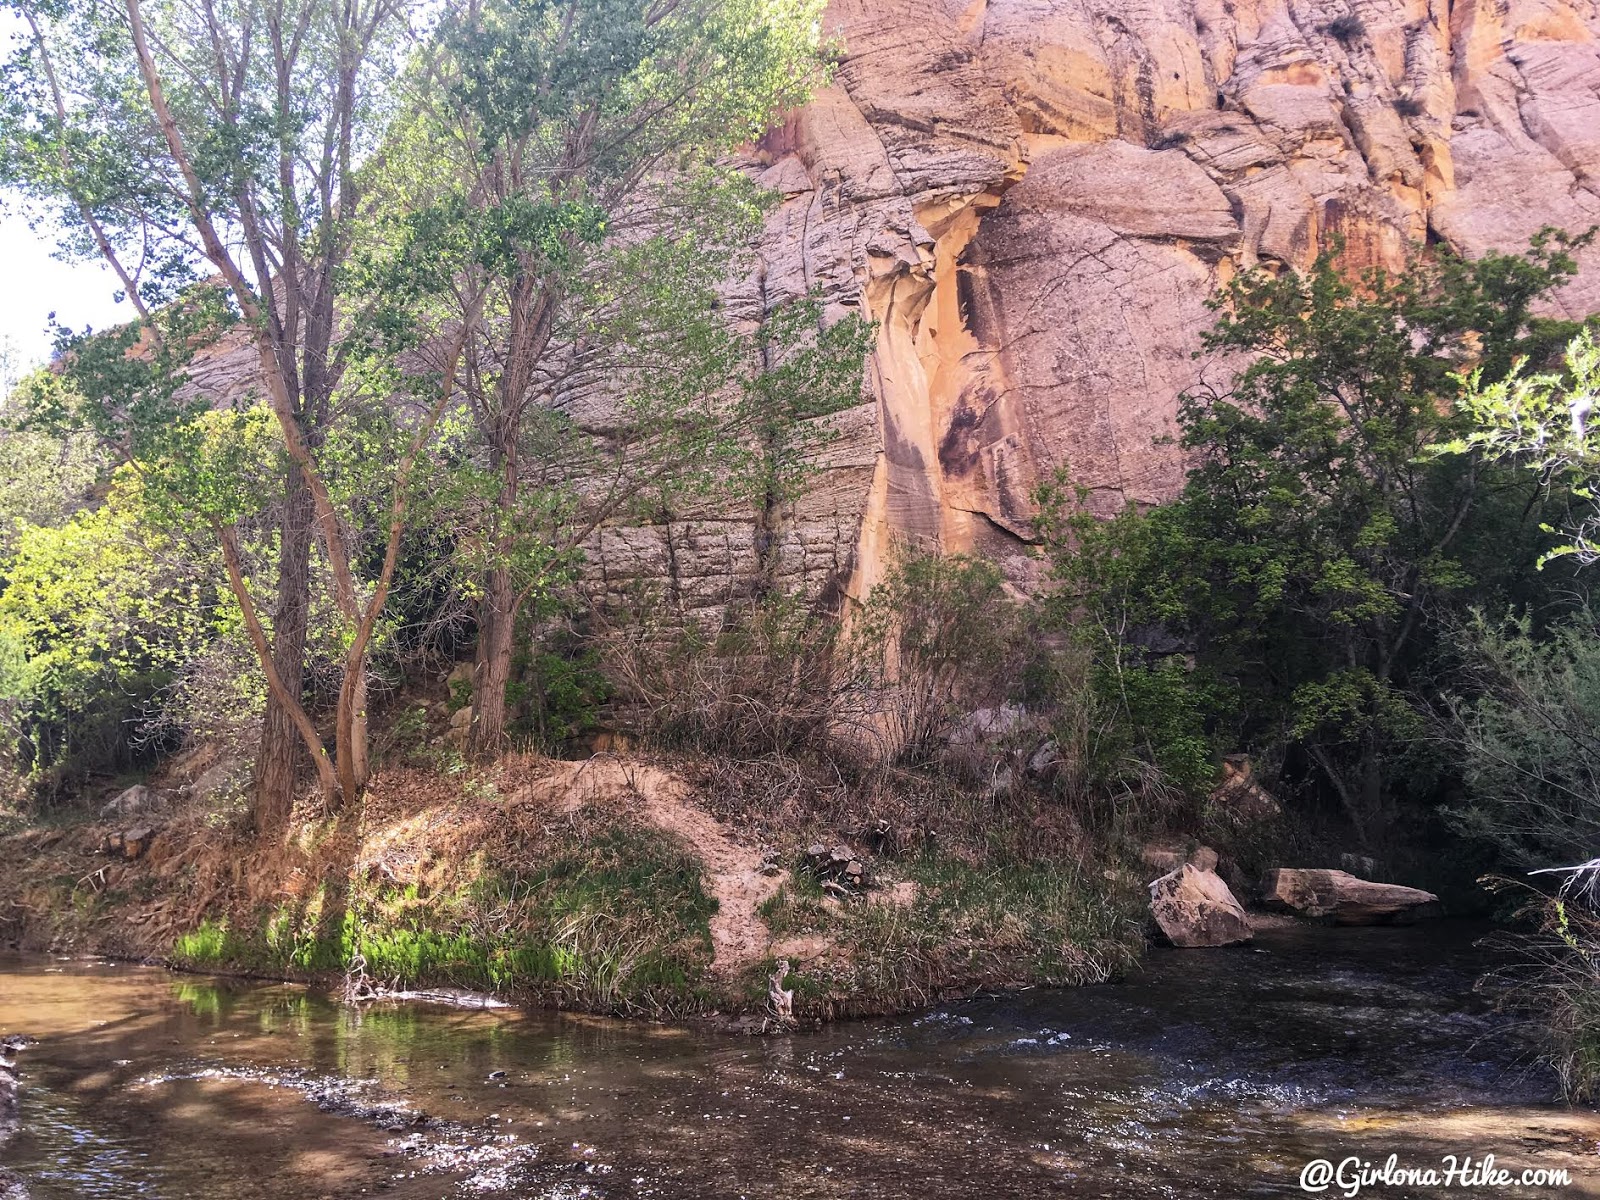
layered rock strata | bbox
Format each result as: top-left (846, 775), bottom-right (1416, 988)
top-left (661, 0), bottom-right (1600, 616)
top-left (176, 2), bottom-right (1600, 620)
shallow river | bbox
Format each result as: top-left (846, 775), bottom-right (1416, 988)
top-left (2, 921), bottom-right (1598, 1198)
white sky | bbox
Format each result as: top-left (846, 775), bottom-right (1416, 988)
top-left (0, 208), bottom-right (134, 374)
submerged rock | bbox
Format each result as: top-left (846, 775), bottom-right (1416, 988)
top-left (1263, 869), bottom-right (1441, 926)
top-left (1148, 864), bottom-right (1253, 948)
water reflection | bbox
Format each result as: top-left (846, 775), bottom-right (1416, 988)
top-left (1, 924), bottom-right (1597, 1198)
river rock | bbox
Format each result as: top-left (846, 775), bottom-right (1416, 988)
top-left (803, 843), bottom-right (871, 893)
top-left (1208, 757), bottom-right (1282, 827)
top-left (446, 704), bottom-right (474, 744)
top-left (1340, 852), bottom-right (1379, 878)
top-left (100, 826), bottom-right (157, 860)
top-left (100, 784), bottom-right (150, 818)
top-left (1141, 842), bottom-right (1218, 880)
top-left (1263, 869), bottom-right (1441, 926)
top-left (1148, 865), bottom-right (1253, 948)
top-left (1025, 739), bottom-right (1062, 778)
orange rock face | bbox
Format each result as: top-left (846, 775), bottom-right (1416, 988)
top-left (707, 0), bottom-right (1600, 607)
top-left (176, 2), bottom-right (1600, 616)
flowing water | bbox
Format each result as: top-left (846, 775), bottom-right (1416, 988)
top-left (2, 921), bottom-right (1598, 1198)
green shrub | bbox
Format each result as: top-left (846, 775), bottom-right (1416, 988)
top-left (1484, 879), bottom-right (1600, 1102)
top-left (852, 549), bottom-right (1021, 764)
top-left (757, 848), bottom-right (1142, 1016)
top-left (1441, 608), bottom-right (1600, 870)
top-left (168, 817), bottom-right (718, 1016)
top-left (0, 475), bottom-right (234, 789)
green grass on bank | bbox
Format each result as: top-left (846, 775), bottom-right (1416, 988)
top-left (171, 822), bottom-right (717, 1017)
top-left (752, 849), bottom-right (1144, 1018)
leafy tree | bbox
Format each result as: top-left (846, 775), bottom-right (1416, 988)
top-left (1035, 479), bottom-right (1225, 804)
top-left (0, 472), bottom-right (233, 786)
top-left (1440, 328), bottom-right (1600, 565)
top-left (0, 371), bottom-right (103, 569)
top-left (1, 0), bottom-right (460, 824)
top-left (377, 0), bottom-right (858, 754)
top-left (1046, 235), bottom-right (1589, 841)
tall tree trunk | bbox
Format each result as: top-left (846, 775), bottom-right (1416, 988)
top-left (252, 462), bottom-right (314, 835)
top-left (470, 565), bottom-right (517, 757)
top-left (469, 406), bottom-right (522, 759)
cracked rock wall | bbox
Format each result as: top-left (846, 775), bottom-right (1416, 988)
top-left (176, 1), bottom-right (1600, 624)
top-left (615, 0), bottom-right (1599, 617)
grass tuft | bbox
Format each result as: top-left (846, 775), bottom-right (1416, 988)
top-left (752, 849), bottom-right (1143, 1018)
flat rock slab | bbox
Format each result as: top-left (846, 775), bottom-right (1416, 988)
top-left (1263, 868), bottom-right (1441, 925)
top-left (1149, 865), bottom-right (1254, 948)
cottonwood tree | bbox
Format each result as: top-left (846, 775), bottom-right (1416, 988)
top-left (389, 0), bottom-right (845, 755)
top-left (0, 0), bottom-right (446, 827)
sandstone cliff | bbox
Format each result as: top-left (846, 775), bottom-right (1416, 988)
top-left (657, 0), bottom-right (1600, 615)
top-left (176, 1), bottom-right (1600, 621)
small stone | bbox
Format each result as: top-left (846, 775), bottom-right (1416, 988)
top-left (1026, 740), bottom-right (1063, 776)
top-left (100, 784), bottom-right (150, 818)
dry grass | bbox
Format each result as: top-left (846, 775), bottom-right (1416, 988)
top-left (2, 750), bottom-right (1143, 1021)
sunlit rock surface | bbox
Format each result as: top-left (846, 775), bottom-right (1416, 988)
top-left (611, 0), bottom-right (1600, 614)
top-left (1263, 867), bottom-right (1442, 924)
top-left (188, 1), bottom-right (1600, 619)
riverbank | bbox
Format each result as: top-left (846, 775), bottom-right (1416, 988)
top-left (0, 753), bottom-right (1145, 1021)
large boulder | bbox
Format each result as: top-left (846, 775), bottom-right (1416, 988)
top-left (1263, 869), bottom-right (1441, 926)
top-left (99, 784), bottom-right (150, 818)
top-left (1140, 842), bottom-right (1219, 881)
top-left (1148, 865), bottom-right (1253, 948)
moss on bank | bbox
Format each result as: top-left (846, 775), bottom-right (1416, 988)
top-left (169, 822), bottom-right (717, 1017)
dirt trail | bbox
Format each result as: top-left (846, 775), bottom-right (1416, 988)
top-left (550, 758), bottom-right (785, 978)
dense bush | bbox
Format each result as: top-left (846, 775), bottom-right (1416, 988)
top-left (1483, 879), bottom-right (1600, 1102)
top-left (852, 550), bottom-right (1023, 764)
top-left (1037, 235), bottom-right (1589, 844)
top-left (0, 475), bottom-right (232, 790)
top-left (1440, 608), bottom-right (1600, 870)
top-left (603, 589), bottom-right (858, 759)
